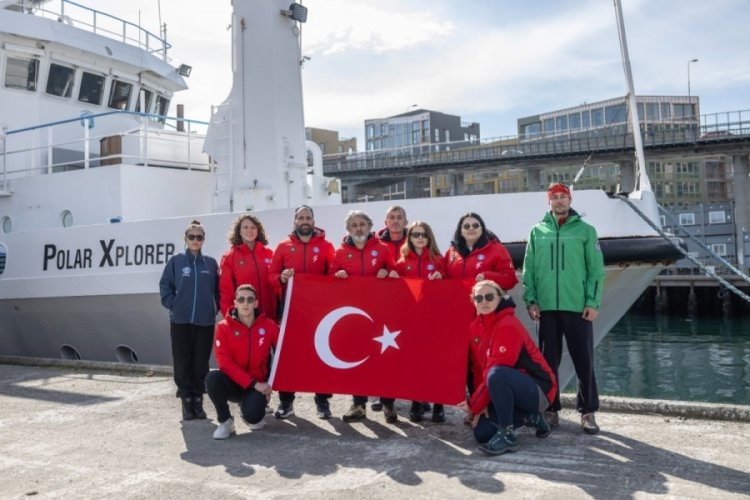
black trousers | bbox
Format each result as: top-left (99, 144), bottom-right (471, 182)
top-left (205, 370), bottom-right (267, 424)
top-left (538, 310), bottom-right (600, 414)
top-left (170, 323), bottom-right (214, 399)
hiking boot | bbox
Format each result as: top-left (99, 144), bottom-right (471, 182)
top-left (342, 404), bottom-right (367, 423)
top-left (383, 403), bottom-right (398, 423)
top-left (524, 412), bottom-right (551, 438)
top-left (422, 402), bottom-right (432, 412)
top-left (191, 396), bottom-right (207, 420)
top-left (581, 412), bottom-right (600, 435)
top-left (181, 398), bottom-right (196, 421)
top-left (213, 417), bottom-right (235, 440)
top-left (479, 426), bottom-right (518, 456)
top-left (545, 410), bottom-right (559, 428)
top-left (409, 401), bottom-right (425, 422)
top-left (315, 398), bottom-right (332, 420)
top-left (371, 399), bottom-right (383, 412)
top-left (431, 404), bottom-right (446, 423)
top-left (273, 401), bottom-right (295, 419)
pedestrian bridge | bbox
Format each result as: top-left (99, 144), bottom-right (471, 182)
top-left (322, 109), bottom-right (750, 181)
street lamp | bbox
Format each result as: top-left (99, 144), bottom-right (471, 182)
top-left (687, 58), bottom-right (698, 116)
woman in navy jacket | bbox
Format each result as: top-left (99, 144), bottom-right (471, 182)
top-left (159, 220), bottom-right (219, 421)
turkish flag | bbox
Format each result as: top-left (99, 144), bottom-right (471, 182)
top-left (269, 275), bottom-right (475, 404)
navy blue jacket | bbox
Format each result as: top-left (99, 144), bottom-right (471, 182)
top-left (159, 251), bottom-right (220, 326)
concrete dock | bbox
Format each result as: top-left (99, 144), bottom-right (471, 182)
top-left (1, 361), bottom-right (749, 499)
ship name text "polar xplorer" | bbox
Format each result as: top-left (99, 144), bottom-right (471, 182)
top-left (42, 240), bottom-right (176, 271)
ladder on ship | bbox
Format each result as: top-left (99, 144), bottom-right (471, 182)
top-left (618, 194), bottom-right (750, 304)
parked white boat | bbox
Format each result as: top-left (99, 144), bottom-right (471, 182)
top-left (0, 0), bottom-right (679, 387)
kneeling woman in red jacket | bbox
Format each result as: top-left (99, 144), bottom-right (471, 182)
top-left (458, 280), bottom-right (557, 455)
top-left (205, 284), bottom-right (279, 440)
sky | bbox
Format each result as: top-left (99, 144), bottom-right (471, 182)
top-left (101, 0), bottom-right (749, 150)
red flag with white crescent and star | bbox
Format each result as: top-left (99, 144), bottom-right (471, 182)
top-left (269, 274), bottom-right (475, 404)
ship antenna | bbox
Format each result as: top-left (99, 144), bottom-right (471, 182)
top-left (613, 0), bottom-right (651, 193)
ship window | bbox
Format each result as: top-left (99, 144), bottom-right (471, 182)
top-left (1, 215), bottom-right (11, 233)
top-left (135, 88), bottom-right (154, 114)
top-left (78, 72), bottom-right (105, 105)
top-left (61, 210), bottom-right (74, 227)
top-left (108, 79), bottom-right (133, 110)
top-left (4, 56), bottom-right (39, 91)
top-left (155, 95), bottom-right (170, 123)
top-left (0, 243), bottom-right (6, 275)
top-left (710, 243), bottom-right (727, 257)
top-left (46, 63), bottom-right (75, 98)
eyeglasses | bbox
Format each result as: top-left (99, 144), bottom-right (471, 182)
top-left (187, 234), bottom-right (204, 241)
top-left (410, 232), bottom-right (428, 239)
top-left (235, 295), bottom-right (256, 304)
top-left (473, 293), bottom-right (496, 303)
top-left (462, 222), bottom-right (481, 230)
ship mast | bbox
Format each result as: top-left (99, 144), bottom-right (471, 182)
top-left (613, 0), bottom-right (651, 193)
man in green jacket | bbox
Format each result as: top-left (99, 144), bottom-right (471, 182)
top-left (522, 183), bottom-right (605, 435)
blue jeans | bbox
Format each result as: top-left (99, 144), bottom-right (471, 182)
top-left (473, 365), bottom-right (546, 444)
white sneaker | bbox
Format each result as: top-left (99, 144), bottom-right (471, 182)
top-left (244, 417), bottom-right (266, 430)
top-left (213, 417), bottom-right (235, 440)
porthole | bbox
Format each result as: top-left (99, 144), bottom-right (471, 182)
top-left (115, 345), bottom-right (139, 364)
top-left (1, 215), bottom-right (11, 233)
top-left (0, 243), bottom-right (6, 276)
top-left (61, 209), bottom-right (73, 227)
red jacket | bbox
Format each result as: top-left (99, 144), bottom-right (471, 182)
top-left (395, 249), bottom-right (446, 278)
top-left (377, 227), bottom-right (406, 261)
top-left (219, 243), bottom-right (276, 320)
top-left (444, 239), bottom-right (518, 291)
top-left (214, 312), bottom-right (279, 389)
top-left (329, 235), bottom-right (396, 277)
top-left (467, 301), bottom-right (557, 414)
top-left (269, 229), bottom-right (335, 297)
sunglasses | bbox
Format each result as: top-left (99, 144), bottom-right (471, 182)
top-left (473, 293), bottom-right (496, 303)
top-left (462, 222), bottom-right (481, 230)
top-left (410, 232), bottom-right (428, 239)
top-left (235, 295), bottom-right (256, 304)
top-left (187, 234), bottom-right (204, 241)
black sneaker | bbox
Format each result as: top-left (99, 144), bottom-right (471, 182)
top-left (383, 403), bottom-right (398, 423)
top-left (191, 396), bottom-right (207, 420)
top-left (343, 404), bottom-right (367, 422)
top-left (524, 412), bottom-right (551, 438)
top-left (182, 398), bottom-right (196, 421)
top-left (409, 401), bottom-right (425, 422)
top-left (315, 399), bottom-right (332, 420)
top-left (274, 401), bottom-right (295, 419)
top-left (431, 404), bottom-right (446, 423)
top-left (371, 399), bottom-right (383, 412)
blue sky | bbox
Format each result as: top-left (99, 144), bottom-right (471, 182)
top-left (110, 0), bottom-right (749, 149)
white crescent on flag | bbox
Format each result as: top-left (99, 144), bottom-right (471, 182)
top-left (314, 306), bottom-right (371, 369)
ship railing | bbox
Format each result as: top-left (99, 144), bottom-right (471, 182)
top-left (32, 0), bottom-right (171, 61)
top-left (1, 111), bottom-right (211, 178)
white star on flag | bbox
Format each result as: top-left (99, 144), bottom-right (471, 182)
top-left (373, 325), bottom-right (401, 354)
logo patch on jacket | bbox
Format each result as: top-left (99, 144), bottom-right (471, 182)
top-left (181, 266), bottom-right (191, 277)
top-left (313, 246), bottom-right (320, 253)
top-left (215, 339), bottom-right (221, 347)
top-left (427, 264), bottom-right (435, 271)
top-left (370, 250), bottom-right (378, 257)
top-left (478, 254), bottom-right (485, 261)
top-left (259, 328), bottom-right (266, 336)
top-left (497, 345), bottom-right (507, 354)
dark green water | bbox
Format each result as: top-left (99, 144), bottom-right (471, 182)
top-left (593, 313), bottom-right (750, 406)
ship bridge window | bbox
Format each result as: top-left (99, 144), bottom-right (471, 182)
top-left (0, 243), bottom-right (6, 276)
top-left (135, 88), bottom-right (154, 114)
top-left (45, 63), bottom-right (75, 98)
top-left (155, 94), bottom-right (170, 123)
top-left (78, 71), bottom-right (105, 105)
top-left (4, 56), bottom-right (39, 91)
top-left (108, 79), bottom-right (133, 110)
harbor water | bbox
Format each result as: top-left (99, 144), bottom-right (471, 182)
top-left (594, 312), bottom-right (750, 406)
